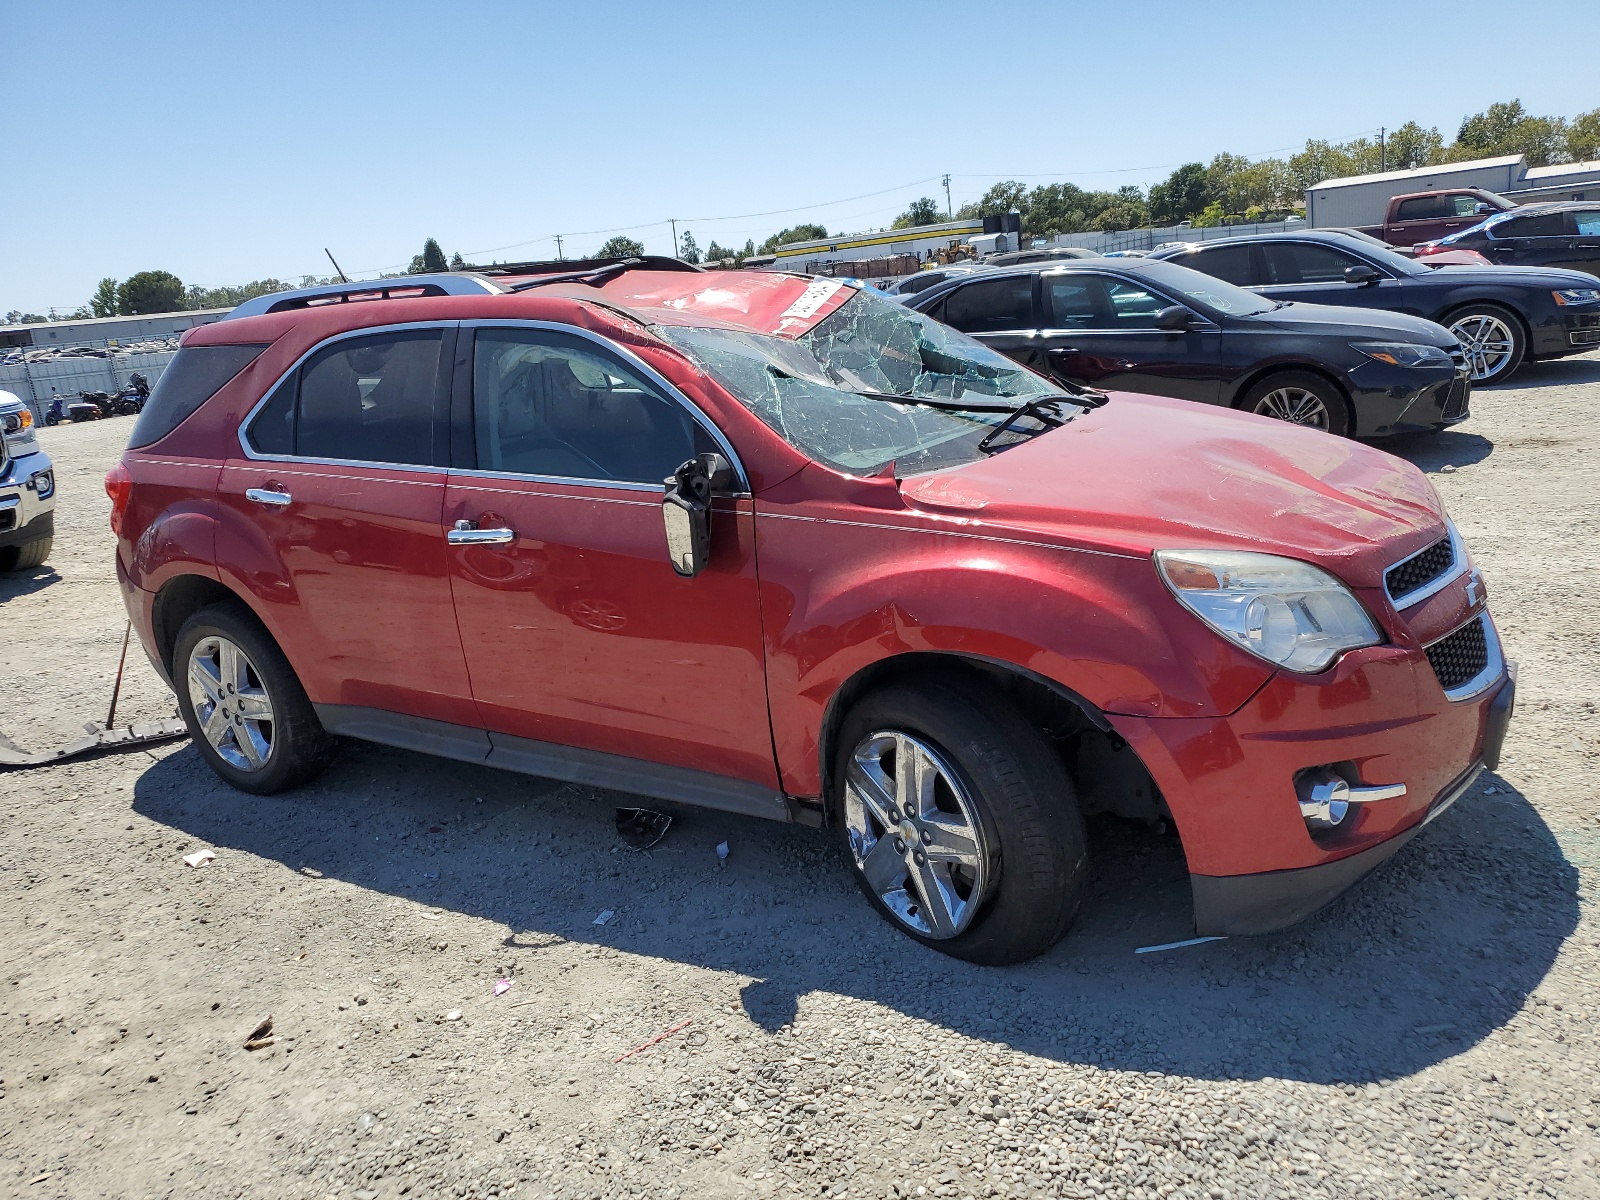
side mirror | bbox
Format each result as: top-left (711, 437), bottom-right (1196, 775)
top-left (1153, 304), bottom-right (1191, 331)
top-left (662, 452), bottom-right (732, 578)
top-left (1343, 264), bottom-right (1381, 285)
top-left (1474, 202), bottom-right (1491, 214)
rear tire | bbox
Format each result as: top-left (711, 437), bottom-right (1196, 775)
top-left (1238, 370), bottom-right (1350, 437)
top-left (173, 603), bottom-right (334, 794)
top-left (0, 535), bottom-right (51, 572)
top-left (1444, 303), bottom-right (1525, 384)
top-left (832, 681), bottom-right (1087, 965)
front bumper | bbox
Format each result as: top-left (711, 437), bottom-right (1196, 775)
top-left (1110, 634), bottom-right (1515, 937)
top-left (1345, 359), bottom-right (1468, 437)
top-left (0, 449), bottom-right (56, 548)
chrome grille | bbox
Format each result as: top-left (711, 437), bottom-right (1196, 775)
top-left (1386, 536), bottom-right (1455, 604)
top-left (1426, 615), bottom-right (1490, 694)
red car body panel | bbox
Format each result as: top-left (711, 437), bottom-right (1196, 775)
top-left (113, 270), bottom-right (1510, 938)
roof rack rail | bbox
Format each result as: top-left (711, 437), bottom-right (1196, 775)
top-left (222, 274), bottom-right (506, 321)
top-left (474, 255), bottom-right (703, 278)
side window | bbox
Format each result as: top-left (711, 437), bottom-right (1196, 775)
top-left (1262, 243), bottom-right (1362, 285)
top-left (1046, 277), bottom-right (1100, 328)
top-left (472, 328), bottom-right (711, 484)
top-left (245, 330), bottom-right (444, 463)
top-left (1570, 210), bottom-right (1600, 236)
top-left (1395, 196), bottom-right (1445, 221)
top-left (1492, 212), bottom-right (1566, 239)
top-left (1103, 279), bottom-right (1170, 327)
top-left (1451, 194), bottom-right (1485, 217)
top-left (942, 277), bottom-right (1035, 333)
top-left (1183, 244), bottom-right (1255, 286)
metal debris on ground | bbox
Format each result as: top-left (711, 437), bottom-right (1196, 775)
top-left (615, 806), bottom-right (672, 849)
top-left (183, 849), bottom-right (216, 869)
top-left (0, 717), bottom-right (189, 770)
top-left (614, 1017), bottom-right (694, 1063)
top-left (1134, 935), bottom-right (1227, 954)
top-left (243, 1015), bottom-right (275, 1051)
top-left (592, 909), bottom-right (615, 926)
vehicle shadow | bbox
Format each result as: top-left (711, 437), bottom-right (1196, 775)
top-left (132, 740), bottom-right (1577, 1086)
top-left (0, 563), bottom-right (61, 600)
top-left (1381, 429), bottom-right (1494, 473)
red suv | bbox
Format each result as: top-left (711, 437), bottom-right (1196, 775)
top-left (110, 260), bottom-right (1514, 964)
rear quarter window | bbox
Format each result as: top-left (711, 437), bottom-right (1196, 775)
top-left (127, 343), bottom-right (268, 449)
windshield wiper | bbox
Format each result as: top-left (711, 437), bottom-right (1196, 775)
top-left (845, 389), bottom-right (1081, 453)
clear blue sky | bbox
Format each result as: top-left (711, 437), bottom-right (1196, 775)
top-left (3, 0), bottom-right (1597, 315)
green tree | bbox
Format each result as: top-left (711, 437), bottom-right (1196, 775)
top-left (117, 271), bottom-right (185, 315)
top-left (1453, 99), bottom-right (1569, 166)
top-left (678, 230), bottom-right (701, 264)
top-left (1568, 108), bottom-right (1600, 163)
top-left (90, 277), bottom-right (119, 318)
top-left (597, 235), bottom-right (646, 259)
top-left (1286, 140), bottom-right (1359, 192)
top-left (1191, 200), bottom-right (1226, 228)
top-left (449, 251), bottom-right (466, 271)
top-left (1148, 163), bottom-right (1211, 223)
top-left (1385, 121), bottom-right (1445, 170)
top-left (891, 197), bottom-right (943, 229)
top-left (409, 238), bottom-right (450, 274)
top-left (760, 224), bottom-right (828, 253)
top-left (4, 310), bottom-right (49, 324)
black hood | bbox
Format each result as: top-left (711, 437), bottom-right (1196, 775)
top-left (1239, 301), bottom-right (1456, 346)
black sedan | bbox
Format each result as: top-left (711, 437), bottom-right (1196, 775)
top-left (904, 257), bottom-right (1468, 438)
top-left (1416, 201), bottom-right (1600, 279)
top-left (1149, 229), bottom-right (1600, 384)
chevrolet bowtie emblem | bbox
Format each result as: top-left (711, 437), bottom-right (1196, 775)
top-left (1464, 570), bottom-right (1482, 606)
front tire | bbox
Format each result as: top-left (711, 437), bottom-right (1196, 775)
top-left (0, 535), bottom-right (51, 572)
top-left (1445, 303), bottom-right (1525, 384)
top-left (1239, 370), bottom-right (1350, 436)
top-left (173, 604), bottom-right (333, 794)
top-left (832, 682), bottom-right (1087, 965)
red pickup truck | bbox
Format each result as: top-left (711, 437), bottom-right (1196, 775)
top-left (1349, 188), bottom-right (1515, 249)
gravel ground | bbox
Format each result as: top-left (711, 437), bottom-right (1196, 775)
top-left (3, 358), bottom-right (1599, 1200)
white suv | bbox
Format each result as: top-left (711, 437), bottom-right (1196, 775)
top-left (0, 390), bottom-right (55, 571)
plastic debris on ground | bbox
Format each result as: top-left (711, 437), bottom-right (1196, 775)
top-left (183, 849), bottom-right (215, 869)
top-left (493, 979), bottom-right (513, 997)
top-left (243, 1014), bottom-right (275, 1051)
top-left (614, 1017), bottom-right (694, 1063)
top-left (444, 1009), bottom-right (462, 1022)
top-left (1134, 935), bottom-right (1227, 954)
top-left (615, 806), bottom-right (672, 850)
top-left (716, 840), bottom-right (730, 863)
top-left (593, 909), bottom-right (615, 926)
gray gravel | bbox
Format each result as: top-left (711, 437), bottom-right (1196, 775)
top-left (3, 357), bottom-right (1599, 1200)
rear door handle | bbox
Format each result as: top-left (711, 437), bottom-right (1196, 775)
top-left (245, 488), bottom-right (292, 507)
top-left (447, 520), bottom-right (515, 545)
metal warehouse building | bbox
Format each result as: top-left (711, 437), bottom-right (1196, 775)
top-left (0, 308), bottom-right (231, 351)
top-left (1307, 154), bottom-right (1600, 228)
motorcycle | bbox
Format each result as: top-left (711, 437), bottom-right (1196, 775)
top-left (74, 374), bottom-right (150, 420)
top-left (46, 395), bottom-right (64, 426)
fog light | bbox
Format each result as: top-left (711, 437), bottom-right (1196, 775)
top-left (1296, 769), bottom-right (1352, 831)
top-left (31, 470), bottom-right (53, 499)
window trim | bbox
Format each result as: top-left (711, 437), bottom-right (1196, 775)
top-left (1039, 269), bottom-right (1220, 335)
top-left (237, 320), bottom-right (458, 474)
top-left (1257, 240), bottom-right (1398, 286)
top-left (938, 272), bottom-right (1041, 336)
top-left (454, 319), bottom-right (750, 495)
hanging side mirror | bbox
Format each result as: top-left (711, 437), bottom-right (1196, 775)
top-left (1153, 304), bottom-right (1192, 331)
top-left (662, 452), bottom-right (732, 578)
top-left (1343, 264), bottom-right (1381, 285)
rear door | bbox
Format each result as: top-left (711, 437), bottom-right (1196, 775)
top-left (929, 274), bottom-right (1042, 369)
top-left (443, 323), bottom-right (779, 792)
top-left (1384, 194), bottom-right (1449, 246)
top-left (1481, 210), bottom-right (1571, 269)
top-left (218, 323), bottom-right (479, 728)
top-left (1035, 272), bottom-right (1223, 404)
top-left (1560, 208), bottom-right (1600, 277)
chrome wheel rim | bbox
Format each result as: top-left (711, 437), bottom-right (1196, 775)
top-left (1253, 386), bottom-right (1330, 429)
top-left (1448, 313), bottom-right (1515, 381)
top-left (844, 731), bottom-right (990, 940)
top-left (187, 636), bottom-right (275, 772)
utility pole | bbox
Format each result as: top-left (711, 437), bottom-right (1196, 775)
top-left (670, 218), bottom-right (679, 259)
top-left (554, 235), bottom-right (564, 261)
top-left (942, 173), bottom-right (952, 219)
top-left (1379, 127), bottom-right (1386, 172)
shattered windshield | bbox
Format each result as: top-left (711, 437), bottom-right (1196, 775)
top-left (655, 288), bottom-right (1080, 475)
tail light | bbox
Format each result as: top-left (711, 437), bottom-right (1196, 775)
top-left (1412, 242), bottom-right (1442, 257)
top-left (105, 461), bottom-right (132, 537)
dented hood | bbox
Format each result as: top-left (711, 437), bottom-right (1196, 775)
top-left (899, 392), bottom-right (1444, 588)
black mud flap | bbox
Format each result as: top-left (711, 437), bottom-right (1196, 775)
top-left (0, 717), bottom-right (190, 770)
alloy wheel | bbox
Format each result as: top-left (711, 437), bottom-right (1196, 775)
top-left (187, 635), bottom-right (275, 772)
top-left (1252, 386), bottom-right (1330, 429)
top-left (843, 730), bottom-right (991, 939)
top-left (1448, 313), bottom-right (1515, 381)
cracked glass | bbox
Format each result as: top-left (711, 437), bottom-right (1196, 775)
top-left (655, 288), bottom-right (1080, 476)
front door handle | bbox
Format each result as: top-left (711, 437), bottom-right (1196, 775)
top-left (447, 519), bottom-right (515, 545)
top-left (245, 488), bottom-right (292, 507)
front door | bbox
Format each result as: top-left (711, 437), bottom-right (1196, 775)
top-left (1255, 240), bottom-right (1407, 313)
top-left (218, 324), bottom-right (479, 728)
top-left (444, 324), bottom-right (779, 791)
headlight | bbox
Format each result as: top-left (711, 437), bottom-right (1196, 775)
top-left (15, 407), bottom-right (33, 432)
top-left (1350, 341), bottom-right (1452, 368)
top-left (1552, 288), bottom-right (1600, 306)
top-left (1156, 550), bottom-right (1382, 674)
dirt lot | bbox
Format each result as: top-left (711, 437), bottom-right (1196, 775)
top-left (3, 359), bottom-right (1600, 1200)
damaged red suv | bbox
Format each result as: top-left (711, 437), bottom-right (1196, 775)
top-left (110, 259), bottom-right (1514, 964)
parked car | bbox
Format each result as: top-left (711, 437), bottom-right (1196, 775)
top-left (1149, 230), bottom-right (1600, 383)
top-left (904, 257), bottom-right (1469, 437)
top-left (882, 264), bottom-right (985, 298)
top-left (0, 390), bottom-right (56, 571)
top-left (983, 247), bottom-right (1099, 266)
top-left (110, 266), bottom-right (1512, 963)
top-left (1415, 202), bottom-right (1600, 280)
top-left (1345, 188), bottom-right (1513, 249)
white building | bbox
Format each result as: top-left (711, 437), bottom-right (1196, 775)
top-left (1306, 154), bottom-right (1600, 228)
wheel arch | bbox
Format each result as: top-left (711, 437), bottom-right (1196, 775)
top-left (816, 651), bottom-right (1165, 829)
top-left (151, 574), bottom-right (272, 679)
top-left (1227, 361), bottom-right (1355, 428)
